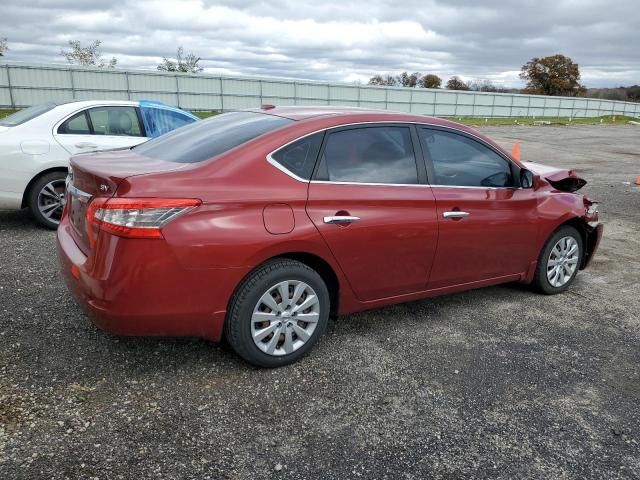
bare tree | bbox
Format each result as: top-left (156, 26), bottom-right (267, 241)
top-left (368, 75), bottom-right (397, 86)
top-left (61, 40), bottom-right (117, 68)
top-left (468, 79), bottom-right (507, 93)
top-left (0, 37), bottom-right (7, 56)
top-left (157, 47), bottom-right (203, 73)
top-left (396, 71), bottom-right (421, 88)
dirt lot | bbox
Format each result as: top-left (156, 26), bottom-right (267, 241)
top-left (1, 124), bottom-right (639, 479)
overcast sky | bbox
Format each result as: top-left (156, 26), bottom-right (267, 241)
top-left (1, 0), bottom-right (638, 87)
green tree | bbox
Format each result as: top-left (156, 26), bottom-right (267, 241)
top-left (61, 40), bottom-right (117, 68)
top-left (446, 76), bottom-right (470, 91)
top-left (157, 47), bottom-right (203, 73)
top-left (419, 74), bottom-right (442, 89)
top-left (519, 54), bottom-right (586, 96)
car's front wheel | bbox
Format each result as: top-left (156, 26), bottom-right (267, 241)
top-left (533, 225), bottom-right (583, 294)
top-left (225, 259), bottom-right (330, 367)
top-left (28, 171), bottom-right (67, 229)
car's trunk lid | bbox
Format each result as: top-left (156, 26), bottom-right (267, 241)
top-left (523, 161), bottom-right (587, 192)
top-left (67, 149), bottom-right (190, 254)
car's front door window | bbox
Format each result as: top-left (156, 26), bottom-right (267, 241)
top-left (420, 129), bottom-right (513, 187)
top-left (314, 126), bottom-right (419, 184)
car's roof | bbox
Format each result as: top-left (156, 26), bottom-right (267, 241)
top-left (246, 105), bottom-right (463, 128)
top-left (241, 105), bottom-right (516, 164)
top-left (52, 100), bottom-right (140, 108)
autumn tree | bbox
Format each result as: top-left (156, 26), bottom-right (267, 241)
top-left (0, 37), bottom-right (7, 56)
top-left (419, 74), bottom-right (442, 89)
top-left (368, 75), bottom-right (397, 86)
top-left (519, 54), bottom-right (586, 96)
top-left (446, 76), bottom-right (470, 91)
top-left (61, 40), bottom-right (117, 68)
top-left (157, 47), bottom-right (203, 73)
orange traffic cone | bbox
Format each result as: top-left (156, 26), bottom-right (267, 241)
top-left (512, 141), bottom-right (521, 161)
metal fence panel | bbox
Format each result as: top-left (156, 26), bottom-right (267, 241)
top-left (74, 90), bottom-right (129, 101)
top-left (262, 81), bottom-right (295, 98)
top-left (9, 66), bottom-right (68, 88)
top-left (12, 87), bottom-right (73, 104)
top-left (73, 70), bottom-right (127, 91)
top-left (0, 62), bottom-right (638, 118)
top-left (178, 76), bottom-right (221, 94)
top-left (128, 73), bottom-right (175, 92)
top-left (0, 87), bottom-right (11, 105)
top-left (359, 87), bottom-right (386, 102)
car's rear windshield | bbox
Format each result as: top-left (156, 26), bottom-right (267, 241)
top-left (0, 102), bottom-right (57, 126)
top-left (133, 111), bottom-right (293, 163)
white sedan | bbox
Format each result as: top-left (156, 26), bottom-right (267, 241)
top-left (0, 99), bottom-right (199, 228)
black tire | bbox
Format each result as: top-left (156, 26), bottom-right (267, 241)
top-left (532, 225), bottom-right (583, 294)
top-left (225, 259), bottom-right (330, 368)
top-left (27, 171), bottom-right (67, 229)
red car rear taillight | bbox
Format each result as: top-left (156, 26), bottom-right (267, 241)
top-left (583, 197), bottom-right (599, 228)
top-left (86, 197), bottom-right (201, 242)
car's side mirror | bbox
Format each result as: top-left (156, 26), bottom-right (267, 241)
top-left (520, 169), bottom-right (534, 188)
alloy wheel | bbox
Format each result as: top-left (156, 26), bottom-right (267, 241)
top-left (546, 236), bottom-right (580, 287)
top-left (37, 179), bottom-right (66, 225)
top-left (250, 280), bottom-right (320, 356)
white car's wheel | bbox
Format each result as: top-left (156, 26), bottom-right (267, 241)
top-left (28, 171), bottom-right (67, 229)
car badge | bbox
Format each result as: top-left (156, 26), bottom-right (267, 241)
top-left (100, 184), bottom-right (109, 192)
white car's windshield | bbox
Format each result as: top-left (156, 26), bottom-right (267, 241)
top-left (0, 102), bottom-right (58, 127)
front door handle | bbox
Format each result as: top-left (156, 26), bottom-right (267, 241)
top-left (443, 211), bottom-right (470, 219)
top-left (323, 215), bottom-right (360, 224)
top-left (75, 142), bottom-right (98, 149)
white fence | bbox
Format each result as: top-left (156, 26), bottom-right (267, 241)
top-left (1, 61), bottom-right (639, 118)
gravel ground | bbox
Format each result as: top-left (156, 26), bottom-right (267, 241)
top-left (1, 124), bottom-right (639, 479)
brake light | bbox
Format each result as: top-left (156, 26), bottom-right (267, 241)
top-left (86, 197), bottom-right (201, 242)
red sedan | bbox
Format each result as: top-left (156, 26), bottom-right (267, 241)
top-left (57, 106), bottom-right (603, 367)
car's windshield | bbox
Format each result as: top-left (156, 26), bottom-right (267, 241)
top-left (133, 111), bottom-right (293, 163)
top-left (0, 102), bottom-right (58, 127)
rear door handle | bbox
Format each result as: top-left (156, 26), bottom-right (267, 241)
top-left (323, 215), bottom-right (360, 224)
top-left (443, 211), bottom-right (470, 219)
top-left (75, 142), bottom-right (98, 149)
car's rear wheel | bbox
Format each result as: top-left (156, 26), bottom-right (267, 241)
top-left (225, 259), bottom-right (330, 367)
top-left (28, 171), bottom-right (67, 229)
top-left (532, 225), bottom-right (583, 294)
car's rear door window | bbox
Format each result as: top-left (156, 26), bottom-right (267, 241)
top-left (270, 132), bottom-right (324, 180)
top-left (314, 126), bottom-right (419, 184)
top-left (134, 111), bottom-right (292, 163)
top-left (420, 128), bottom-right (514, 187)
top-left (87, 106), bottom-right (143, 137)
top-left (58, 111), bottom-right (91, 135)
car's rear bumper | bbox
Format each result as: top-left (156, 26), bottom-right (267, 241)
top-left (56, 218), bottom-right (248, 341)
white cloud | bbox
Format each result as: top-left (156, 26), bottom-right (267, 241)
top-left (0, 0), bottom-right (638, 87)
